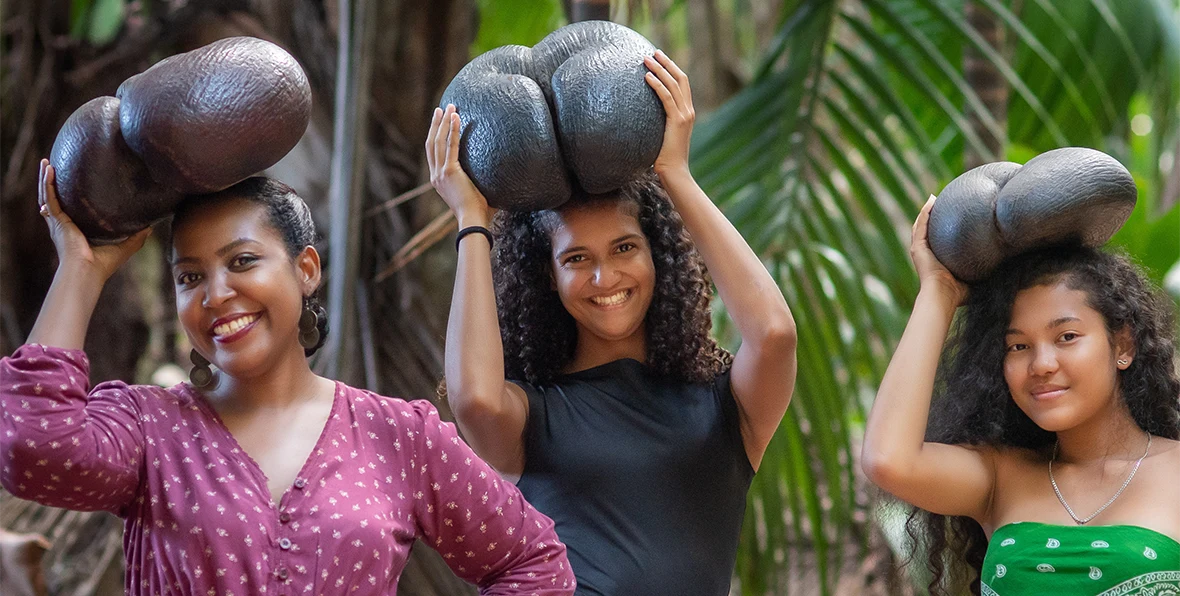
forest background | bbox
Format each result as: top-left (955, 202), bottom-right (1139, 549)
top-left (1, 0), bottom-right (1178, 594)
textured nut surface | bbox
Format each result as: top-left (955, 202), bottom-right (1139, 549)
top-left (929, 162), bottom-right (1021, 282)
top-left (929, 147), bottom-right (1136, 282)
top-left (996, 147), bottom-right (1136, 252)
top-left (49, 96), bottom-right (182, 241)
top-left (117, 36), bottom-right (311, 194)
top-left (440, 47), bottom-right (570, 211)
top-left (440, 21), bottom-right (663, 210)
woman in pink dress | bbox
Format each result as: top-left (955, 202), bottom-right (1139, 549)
top-left (0, 161), bottom-right (575, 595)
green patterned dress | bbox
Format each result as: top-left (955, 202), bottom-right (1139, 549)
top-left (982, 522), bottom-right (1180, 595)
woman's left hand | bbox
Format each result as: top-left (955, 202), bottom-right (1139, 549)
top-left (644, 50), bottom-right (694, 177)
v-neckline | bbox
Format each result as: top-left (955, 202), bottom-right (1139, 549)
top-left (187, 380), bottom-right (344, 510)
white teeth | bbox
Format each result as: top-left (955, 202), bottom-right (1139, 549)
top-left (590, 290), bottom-right (630, 307)
top-left (212, 314), bottom-right (259, 337)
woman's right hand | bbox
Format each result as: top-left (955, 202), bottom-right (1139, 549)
top-left (911, 194), bottom-right (967, 306)
top-left (426, 105), bottom-right (492, 227)
top-left (38, 159), bottom-right (151, 282)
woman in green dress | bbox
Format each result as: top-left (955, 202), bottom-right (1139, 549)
top-left (862, 196), bottom-right (1180, 595)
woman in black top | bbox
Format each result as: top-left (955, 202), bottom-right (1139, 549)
top-left (426, 51), bottom-right (798, 594)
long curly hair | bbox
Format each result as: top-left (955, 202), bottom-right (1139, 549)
top-left (490, 171), bottom-right (732, 385)
top-left (905, 244), bottom-right (1180, 595)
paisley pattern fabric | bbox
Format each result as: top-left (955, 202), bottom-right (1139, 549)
top-left (982, 522), bottom-right (1180, 595)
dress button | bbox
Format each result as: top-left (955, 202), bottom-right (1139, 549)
top-left (293, 478), bottom-right (307, 489)
top-left (279, 511), bottom-right (291, 523)
top-left (275, 567), bottom-right (289, 581)
top-left (279, 537), bottom-right (292, 550)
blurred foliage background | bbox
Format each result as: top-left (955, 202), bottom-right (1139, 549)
top-left (2, 0), bottom-right (1177, 594)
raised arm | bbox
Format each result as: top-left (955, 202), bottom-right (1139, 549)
top-left (406, 400), bottom-right (574, 595)
top-left (0, 160), bottom-right (152, 512)
top-left (427, 107), bottom-right (529, 478)
top-left (644, 52), bottom-right (797, 470)
top-left (860, 195), bottom-right (995, 521)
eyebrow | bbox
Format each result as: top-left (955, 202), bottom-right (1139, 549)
top-left (1004, 316), bottom-right (1081, 336)
top-left (171, 238), bottom-right (260, 266)
top-left (555, 234), bottom-right (644, 259)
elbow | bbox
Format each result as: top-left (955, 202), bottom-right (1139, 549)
top-left (756, 313), bottom-right (798, 354)
top-left (447, 388), bottom-right (506, 424)
top-left (860, 445), bottom-right (907, 493)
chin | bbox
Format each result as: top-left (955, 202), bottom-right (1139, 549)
top-left (1025, 408), bottom-right (1085, 434)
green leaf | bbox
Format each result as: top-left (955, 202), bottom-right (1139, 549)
top-left (471, 0), bottom-right (566, 56)
top-left (86, 0), bottom-right (125, 46)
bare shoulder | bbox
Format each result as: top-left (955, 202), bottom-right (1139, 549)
top-left (1146, 436), bottom-right (1180, 464)
top-left (986, 443), bottom-right (1038, 470)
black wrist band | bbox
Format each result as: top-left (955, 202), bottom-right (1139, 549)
top-left (456, 225), bottom-right (494, 251)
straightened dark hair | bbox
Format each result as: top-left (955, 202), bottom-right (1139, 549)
top-left (170, 177), bottom-right (328, 357)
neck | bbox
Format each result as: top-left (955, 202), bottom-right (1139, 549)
top-left (567, 325), bottom-right (647, 373)
top-left (1054, 396), bottom-right (1148, 464)
top-left (205, 346), bottom-right (326, 413)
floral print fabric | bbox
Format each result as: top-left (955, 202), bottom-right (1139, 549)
top-left (1, 344), bottom-right (575, 595)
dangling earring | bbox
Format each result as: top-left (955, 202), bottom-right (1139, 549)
top-left (189, 349), bottom-right (213, 388)
top-left (299, 296), bottom-right (320, 349)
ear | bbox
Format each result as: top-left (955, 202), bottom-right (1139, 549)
top-left (296, 245), bottom-right (322, 295)
top-left (1113, 326), bottom-right (1136, 369)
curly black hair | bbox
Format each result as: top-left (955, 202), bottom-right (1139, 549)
top-left (490, 171), bottom-right (731, 385)
top-left (904, 244), bottom-right (1180, 595)
top-left (169, 177), bottom-right (329, 357)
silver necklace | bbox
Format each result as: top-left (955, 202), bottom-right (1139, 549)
top-left (1049, 431), bottom-right (1152, 525)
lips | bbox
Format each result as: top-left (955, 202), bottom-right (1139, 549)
top-left (1029, 384), bottom-right (1068, 401)
top-left (210, 312), bottom-right (261, 342)
top-left (588, 289), bottom-right (632, 308)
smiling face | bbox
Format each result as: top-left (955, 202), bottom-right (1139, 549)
top-left (171, 197), bottom-right (320, 380)
top-left (1003, 281), bottom-right (1134, 433)
top-left (546, 199), bottom-right (656, 348)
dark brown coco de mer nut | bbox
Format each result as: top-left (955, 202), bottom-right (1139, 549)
top-left (49, 96), bottom-right (183, 242)
top-left (928, 147), bottom-right (1136, 282)
top-left (439, 21), bottom-right (664, 211)
top-left (117, 36), bottom-right (312, 194)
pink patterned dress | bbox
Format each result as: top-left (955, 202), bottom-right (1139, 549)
top-left (1, 344), bottom-right (575, 595)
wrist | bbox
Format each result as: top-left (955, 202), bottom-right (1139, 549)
top-left (916, 284), bottom-right (960, 312)
top-left (654, 162), bottom-right (693, 183)
top-left (58, 259), bottom-right (109, 284)
top-left (456, 210), bottom-right (491, 230)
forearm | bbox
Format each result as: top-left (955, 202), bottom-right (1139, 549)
top-left (862, 288), bottom-right (957, 475)
top-left (26, 263), bottom-right (106, 349)
top-left (444, 214), bottom-right (507, 412)
top-left (658, 167), bottom-right (795, 342)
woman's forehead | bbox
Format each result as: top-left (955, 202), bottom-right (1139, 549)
top-left (1008, 282), bottom-right (1100, 328)
top-left (171, 199), bottom-right (280, 258)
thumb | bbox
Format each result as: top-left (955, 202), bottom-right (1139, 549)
top-left (119, 227), bottom-right (154, 254)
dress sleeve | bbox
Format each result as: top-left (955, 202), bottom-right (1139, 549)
top-left (404, 399), bottom-right (575, 595)
top-left (0, 344), bottom-right (144, 514)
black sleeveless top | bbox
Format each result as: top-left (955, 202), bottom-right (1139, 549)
top-left (515, 358), bottom-right (755, 595)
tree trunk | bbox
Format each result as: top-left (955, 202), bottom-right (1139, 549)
top-left (566, 0), bottom-right (610, 23)
top-left (963, 1), bottom-right (1008, 170)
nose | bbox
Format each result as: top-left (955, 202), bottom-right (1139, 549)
top-left (1029, 344), bottom-right (1059, 376)
top-left (591, 262), bottom-right (621, 287)
top-left (201, 271), bottom-right (236, 309)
